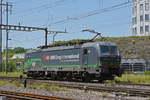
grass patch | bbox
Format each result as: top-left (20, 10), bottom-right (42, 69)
top-left (0, 80), bottom-right (23, 87)
top-left (104, 80), bottom-right (116, 87)
top-left (28, 83), bottom-right (68, 91)
top-left (0, 79), bottom-right (68, 91)
top-left (0, 80), bottom-right (10, 85)
top-left (101, 92), bottom-right (108, 97)
top-left (0, 72), bottom-right (26, 78)
top-left (12, 80), bottom-right (23, 87)
top-left (115, 74), bottom-right (150, 84)
top-left (144, 71), bottom-right (150, 75)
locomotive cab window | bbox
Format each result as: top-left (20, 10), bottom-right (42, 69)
top-left (100, 45), bottom-right (119, 55)
top-left (83, 49), bottom-right (88, 55)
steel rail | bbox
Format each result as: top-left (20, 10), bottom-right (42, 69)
top-left (1, 76), bottom-right (150, 87)
top-left (0, 90), bottom-right (74, 100)
top-left (0, 77), bottom-right (150, 97)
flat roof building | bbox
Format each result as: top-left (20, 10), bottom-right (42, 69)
top-left (132, 0), bottom-right (150, 36)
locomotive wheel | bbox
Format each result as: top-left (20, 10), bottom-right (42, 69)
top-left (98, 79), bottom-right (104, 83)
top-left (51, 73), bottom-right (57, 80)
top-left (66, 73), bottom-right (72, 81)
top-left (82, 72), bottom-right (91, 82)
top-left (56, 73), bottom-right (63, 81)
top-left (98, 76), bottom-right (104, 83)
top-left (51, 75), bottom-right (57, 80)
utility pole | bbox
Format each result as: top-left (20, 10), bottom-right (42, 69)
top-left (48, 29), bottom-right (67, 44)
top-left (0, 1), bottom-right (12, 74)
top-left (0, 0), bottom-right (2, 72)
top-left (5, 2), bottom-right (9, 74)
top-left (45, 28), bottom-right (48, 46)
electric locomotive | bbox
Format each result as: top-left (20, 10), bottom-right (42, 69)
top-left (24, 42), bottom-right (122, 82)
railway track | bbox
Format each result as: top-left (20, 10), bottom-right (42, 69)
top-left (0, 77), bottom-right (150, 97)
top-left (1, 76), bottom-right (150, 87)
top-left (0, 90), bottom-right (74, 100)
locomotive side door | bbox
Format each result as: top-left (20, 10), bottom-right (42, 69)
top-left (82, 48), bottom-right (88, 66)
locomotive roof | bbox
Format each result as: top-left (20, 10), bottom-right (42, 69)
top-left (26, 41), bottom-right (116, 53)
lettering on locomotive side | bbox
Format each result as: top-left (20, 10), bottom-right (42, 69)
top-left (43, 54), bottom-right (80, 62)
top-left (43, 55), bottom-right (50, 61)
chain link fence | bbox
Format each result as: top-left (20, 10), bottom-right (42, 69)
top-left (121, 59), bottom-right (150, 72)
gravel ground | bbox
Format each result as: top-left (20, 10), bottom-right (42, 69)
top-left (0, 84), bottom-right (149, 100)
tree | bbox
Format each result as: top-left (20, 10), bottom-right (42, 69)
top-left (13, 47), bottom-right (26, 53)
top-left (1, 61), bottom-right (17, 72)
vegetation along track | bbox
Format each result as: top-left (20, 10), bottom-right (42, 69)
top-left (1, 77), bottom-right (150, 97)
top-left (0, 90), bottom-right (74, 100)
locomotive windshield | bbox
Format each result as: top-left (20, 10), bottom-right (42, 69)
top-left (100, 45), bottom-right (119, 55)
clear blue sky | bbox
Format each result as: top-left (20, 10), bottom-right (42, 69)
top-left (2, 0), bottom-right (131, 49)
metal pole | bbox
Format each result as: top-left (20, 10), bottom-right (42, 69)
top-left (45, 28), bottom-right (48, 46)
top-left (0, 0), bottom-right (2, 72)
top-left (5, 2), bottom-right (8, 74)
top-left (53, 33), bottom-right (58, 44)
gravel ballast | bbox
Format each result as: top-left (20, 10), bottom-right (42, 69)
top-left (0, 84), bottom-right (149, 100)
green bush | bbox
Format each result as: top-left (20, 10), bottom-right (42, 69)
top-left (0, 72), bottom-right (26, 77)
top-left (115, 74), bottom-right (150, 84)
top-left (1, 61), bottom-right (17, 72)
top-left (144, 71), bottom-right (150, 75)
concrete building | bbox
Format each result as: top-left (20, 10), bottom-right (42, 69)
top-left (11, 53), bottom-right (25, 59)
top-left (132, 0), bottom-right (150, 36)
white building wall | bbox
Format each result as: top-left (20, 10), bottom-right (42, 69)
top-left (132, 0), bottom-right (150, 36)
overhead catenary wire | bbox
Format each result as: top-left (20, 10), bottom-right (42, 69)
top-left (10, 0), bottom-right (75, 26)
top-left (13, 0), bottom-right (49, 5)
top-left (12, 0), bottom-right (70, 15)
top-left (45, 1), bottom-right (131, 27)
top-left (7, 0), bottom-right (131, 48)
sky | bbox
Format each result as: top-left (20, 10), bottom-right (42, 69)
top-left (2, 0), bottom-right (132, 49)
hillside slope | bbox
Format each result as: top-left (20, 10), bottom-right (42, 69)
top-left (51, 36), bottom-right (150, 59)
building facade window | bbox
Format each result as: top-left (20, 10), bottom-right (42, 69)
top-left (132, 28), bottom-right (135, 34)
top-left (132, 17), bottom-right (137, 24)
top-left (140, 4), bottom-right (143, 11)
top-left (133, 0), bottom-right (137, 3)
top-left (132, 7), bottom-right (134, 14)
top-left (145, 25), bottom-right (149, 32)
top-left (135, 17), bottom-right (137, 24)
top-left (145, 3), bottom-right (149, 11)
top-left (133, 6), bottom-right (137, 15)
top-left (135, 6), bottom-right (137, 13)
top-left (145, 14), bottom-right (149, 21)
top-left (146, 0), bottom-right (149, 3)
top-left (135, 27), bottom-right (137, 34)
top-left (140, 15), bottom-right (143, 21)
top-left (132, 18), bottom-right (134, 25)
top-left (140, 26), bottom-right (143, 33)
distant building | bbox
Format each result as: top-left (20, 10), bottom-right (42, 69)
top-left (132, 0), bottom-right (150, 36)
top-left (12, 54), bottom-right (25, 59)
